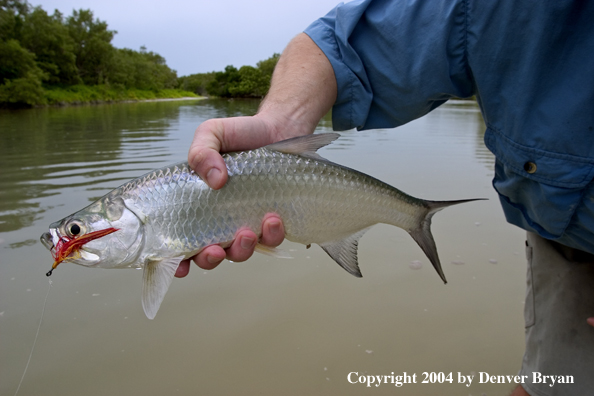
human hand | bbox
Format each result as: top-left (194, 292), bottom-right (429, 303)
top-left (187, 115), bottom-right (288, 190)
top-left (175, 213), bottom-right (285, 277)
top-left (177, 115), bottom-right (290, 277)
top-left (588, 317), bottom-right (594, 328)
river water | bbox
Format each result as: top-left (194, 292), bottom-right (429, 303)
top-left (0, 99), bottom-right (527, 395)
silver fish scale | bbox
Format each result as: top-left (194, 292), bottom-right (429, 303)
top-left (116, 147), bottom-right (427, 258)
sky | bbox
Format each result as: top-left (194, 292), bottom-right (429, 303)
top-left (32, 0), bottom-right (345, 76)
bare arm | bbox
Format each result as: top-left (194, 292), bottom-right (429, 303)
top-left (176, 33), bottom-right (337, 276)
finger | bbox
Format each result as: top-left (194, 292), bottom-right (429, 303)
top-left (260, 214), bottom-right (285, 247)
top-left (225, 229), bottom-right (257, 262)
top-left (587, 317), bottom-right (594, 328)
top-left (175, 259), bottom-right (191, 278)
top-left (188, 119), bottom-right (228, 190)
top-left (192, 245), bottom-right (227, 270)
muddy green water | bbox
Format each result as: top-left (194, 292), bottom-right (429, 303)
top-left (0, 99), bottom-right (527, 395)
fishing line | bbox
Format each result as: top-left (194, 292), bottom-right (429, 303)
top-left (13, 278), bottom-right (52, 396)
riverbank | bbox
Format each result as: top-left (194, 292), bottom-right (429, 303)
top-left (38, 85), bottom-right (202, 107)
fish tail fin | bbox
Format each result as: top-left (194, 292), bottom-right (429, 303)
top-left (409, 198), bottom-right (486, 284)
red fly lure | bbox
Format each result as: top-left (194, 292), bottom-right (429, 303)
top-left (46, 228), bottom-right (119, 276)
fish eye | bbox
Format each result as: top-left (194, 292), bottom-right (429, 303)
top-left (66, 221), bottom-right (85, 237)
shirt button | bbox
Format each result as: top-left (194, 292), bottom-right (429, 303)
top-left (524, 161), bottom-right (537, 174)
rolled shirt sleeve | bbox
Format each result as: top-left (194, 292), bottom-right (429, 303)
top-left (304, 0), bottom-right (473, 131)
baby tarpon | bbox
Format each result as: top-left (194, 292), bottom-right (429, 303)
top-left (41, 133), bottom-right (481, 319)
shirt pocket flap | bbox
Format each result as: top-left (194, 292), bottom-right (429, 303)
top-left (485, 128), bottom-right (594, 188)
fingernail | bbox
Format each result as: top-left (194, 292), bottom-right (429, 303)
top-left (207, 254), bottom-right (222, 265)
top-left (240, 236), bottom-right (256, 250)
top-left (206, 167), bottom-right (222, 186)
top-left (268, 219), bottom-right (281, 235)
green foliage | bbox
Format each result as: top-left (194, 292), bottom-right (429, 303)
top-left (0, 1), bottom-right (181, 107)
top-left (20, 7), bottom-right (79, 84)
top-left (0, 0), bottom-right (29, 15)
top-left (0, 0), bottom-right (280, 106)
top-left (193, 53), bottom-right (280, 98)
top-left (0, 38), bottom-right (34, 83)
top-left (178, 71), bottom-right (215, 96)
top-left (228, 65), bottom-right (269, 97)
top-left (257, 52), bottom-right (280, 78)
top-left (0, 1), bottom-right (25, 41)
top-left (0, 74), bottom-right (45, 105)
top-left (108, 47), bottom-right (178, 90)
top-left (66, 9), bottom-right (115, 85)
top-left (0, 38), bottom-right (46, 105)
top-left (206, 65), bottom-right (241, 97)
top-left (43, 85), bottom-right (197, 105)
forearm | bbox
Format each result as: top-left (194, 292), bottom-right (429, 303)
top-left (256, 33), bottom-right (337, 139)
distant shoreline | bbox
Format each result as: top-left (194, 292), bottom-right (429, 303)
top-left (118, 96), bottom-right (207, 104)
top-left (38, 96), bottom-right (206, 108)
top-left (33, 86), bottom-right (208, 108)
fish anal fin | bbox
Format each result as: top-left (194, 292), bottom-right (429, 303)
top-left (265, 133), bottom-right (340, 159)
top-left (319, 228), bottom-right (369, 278)
top-left (142, 255), bottom-right (184, 319)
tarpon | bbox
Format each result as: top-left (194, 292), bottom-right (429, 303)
top-left (41, 133), bottom-right (482, 319)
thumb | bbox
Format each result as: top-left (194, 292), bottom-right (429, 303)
top-left (188, 119), bottom-right (228, 190)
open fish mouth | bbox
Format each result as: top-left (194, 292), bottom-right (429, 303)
top-left (42, 227), bottom-right (120, 276)
top-left (40, 231), bottom-right (55, 252)
top-left (40, 231), bottom-right (100, 264)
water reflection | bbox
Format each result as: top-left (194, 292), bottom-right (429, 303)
top-left (0, 102), bottom-right (186, 232)
top-left (186, 97), bottom-right (262, 118)
top-left (321, 100), bottom-right (493, 171)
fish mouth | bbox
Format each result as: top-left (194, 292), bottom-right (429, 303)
top-left (40, 231), bottom-right (55, 252)
top-left (41, 230), bottom-right (99, 263)
top-left (42, 227), bottom-right (119, 273)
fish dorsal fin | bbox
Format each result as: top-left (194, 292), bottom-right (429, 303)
top-left (142, 255), bottom-right (184, 319)
top-left (265, 133), bottom-right (340, 160)
top-left (319, 228), bottom-right (370, 278)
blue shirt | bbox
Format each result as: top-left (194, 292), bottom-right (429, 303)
top-left (304, 0), bottom-right (594, 253)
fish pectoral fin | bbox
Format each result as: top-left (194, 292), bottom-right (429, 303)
top-left (254, 243), bottom-right (293, 259)
top-left (265, 133), bottom-right (340, 160)
top-left (141, 255), bottom-right (184, 320)
top-left (319, 228), bottom-right (370, 278)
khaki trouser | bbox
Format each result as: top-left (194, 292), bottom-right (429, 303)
top-left (520, 232), bottom-right (594, 396)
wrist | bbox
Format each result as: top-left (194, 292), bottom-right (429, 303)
top-left (253, 107), bottom-right (314, 143)
top-left (254, 33), bottom-right (337, 141)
